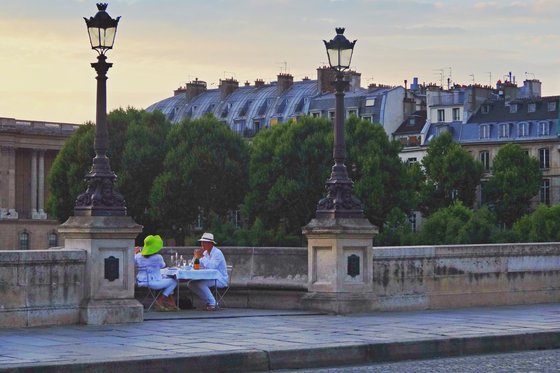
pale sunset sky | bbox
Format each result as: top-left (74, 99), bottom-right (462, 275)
top-left (1, 0), bottom-right (559, 124)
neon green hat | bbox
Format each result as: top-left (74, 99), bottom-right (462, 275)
top-left (141, 235), bottom-right (163, 256)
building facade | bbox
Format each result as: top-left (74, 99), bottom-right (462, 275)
top-left (0, 117), bottom-right (78, 250)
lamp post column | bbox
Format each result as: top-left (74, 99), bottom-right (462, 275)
top-left (302, 28), bottom-right (377, 314)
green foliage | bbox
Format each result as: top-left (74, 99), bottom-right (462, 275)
top-left (373, 208), bottom-right (415, 246)
top-left (485, 143), bottom-right (542, 227)
top-left (46, 123), bottom-right (95, 222)
top-left (421, 132), bottom-right (483, 215)
top-left (511, 204), bottom-right (560, 242)
top-left (149, 115), bottom-right (249, 245)
top-left (118, 109), bottom-right (171, 238)
top-left (346, 116), bottom-right (420, 227)
top-left (243, 116), bottom-right (332, 235)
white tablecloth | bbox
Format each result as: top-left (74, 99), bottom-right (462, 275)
top-left (163, 268), bottom-right (220, 281)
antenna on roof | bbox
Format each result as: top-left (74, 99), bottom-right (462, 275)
top-left (278, 61), bottom-right (288, 74)
top-left (486, 72), bottom-right (492, 87)
top-left (525, 72), bottom-right (536, 80)
top-left (469, 73), bottom-right (475, 84)
top-left (434, 68), bottom-right (444, 87)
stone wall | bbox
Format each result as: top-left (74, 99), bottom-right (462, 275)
top-left (372, 243), bottom-right (560, 311)
top-left (0, 249), bottom-right (85, 327)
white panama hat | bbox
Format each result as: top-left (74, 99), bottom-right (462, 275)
top-left (198, 232), bottom-right (216, 244)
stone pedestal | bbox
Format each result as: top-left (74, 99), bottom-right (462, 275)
top-left (302, 217), bottom-right (377, 314)
top-left (58, 216), bottom-right (143, 325)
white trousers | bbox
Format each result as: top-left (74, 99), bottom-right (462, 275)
top-left (187, 279), bottom-right (216, 306)
top-left (146, 278), bottom-right (177, 297)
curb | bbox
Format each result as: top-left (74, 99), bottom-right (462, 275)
top-left (2, 331), bottom-right (560, 372)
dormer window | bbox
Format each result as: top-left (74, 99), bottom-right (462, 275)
top-left (528, 103), bottom-right (536, 113)
top-left (538, 121), bottom-right (550, 136)
top-left (437, 109), bottom-right (445, 122)
top-left (548, 102), bottom-right (557, 112)
top-left (499, 123), bottom-right (510, 138)
top-left (481, 104), bottom-right (490, 114)
top-left (519, 122), bottom-right (529, 137)
top-left (365, 98), bottom-right (376, 106)
top-left (480, 124), bottom-right (490, 139)
top-left (509, 104), bottom-right (518, 113)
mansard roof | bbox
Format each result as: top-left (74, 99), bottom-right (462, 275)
top-left (394, 110), bottom-right (427, 135)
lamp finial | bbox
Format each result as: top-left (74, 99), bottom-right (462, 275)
top-left (335, 27), bottom-right (345, 35)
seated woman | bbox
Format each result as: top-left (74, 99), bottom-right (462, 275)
top-left (135, 234), bottom-right (177, 311)
top-left (187, 232), bottom-right (229, 311)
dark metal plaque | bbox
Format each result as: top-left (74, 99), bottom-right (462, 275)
top-left (104, 256), bottom-right (119, 282)
top-left (347, 254), bottom-right (360, 278)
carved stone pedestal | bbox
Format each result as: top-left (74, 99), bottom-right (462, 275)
top-left (59, 216), bottom-right (143, 325)
top-left (302, 217), bottom-right (377, 314)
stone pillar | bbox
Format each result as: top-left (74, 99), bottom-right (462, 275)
top-left (58, 216), bottom-right (143, 325)
top-left (302, 217), bottom-right (377, 314)
top-left (36, 150), bottom-right (47, 219)
top-left (30, 149), bottom-right (38, 218)
top-left (1, 146), bottom-right (18, 219)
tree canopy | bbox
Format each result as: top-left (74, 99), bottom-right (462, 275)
top-left (484, 143), bottom-right (542, 227)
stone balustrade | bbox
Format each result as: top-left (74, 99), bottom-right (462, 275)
top-left (1, 243), bottom-right (560, 327)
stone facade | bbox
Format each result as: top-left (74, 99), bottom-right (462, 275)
top-left (0, 117), bottom-right (78, 250)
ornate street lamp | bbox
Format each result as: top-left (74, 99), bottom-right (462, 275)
top-left (74, 3), bottom-right (126, 216)
top-left (316, 28), bottom-right (363, 219)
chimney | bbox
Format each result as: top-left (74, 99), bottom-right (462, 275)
top-left (219, 78), bottom-right (239, 100)
top-left (244, 80), bottom-right (250, 87)
top-left (255, 78), bottom-right (265, 88)
top-left (317, 66), bottom-right (359, 93)
top-left (185, 78), bottom-right (207, 101)
top-left (277, 73), bottom-right (294, 95)
top-left (520, 79), bottom-right (542, 99)
top-left (174, 86), bottom-right (186, 96)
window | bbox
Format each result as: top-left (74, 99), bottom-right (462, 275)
top-left (254, 121), bottom-right (261, 133)
top-left (19, 231), bottom-right (29, 250)
top-left (539, 148), bottom-right (550, 169)
top-left (481, 105), bottom-right (490, 114)
top-left (365, 98), bottom-right (376, 107)
top-left (47, 232), bottom-right (58, 248)
top-left (361, 116), bottom-right (372, 123)
top-left (311, 111), bottom-right (321, 118)
top-left (409, 117), bottom-right (416, 125)
top-left (407, 157), bottom-right (418, 164)
top-left (480, 151), bottom-right (490, 171)
top-left (437, 109), bottom-right (445, 122)
top-left (328, 111), bottom-right (335, 121)
top-left (509, 104), bottom-right (518, 113)
top-left (347, 109), bottom-right (358, 117)
top-left (540, 179), bottom-right (551, 205)
top-left (538, 121), bottom-right (550, 136)
top-left (548, 102), bottom-right (556, 112)
top-left (519, 122), bottom-right (529, 137)
top-left (528, 103), bottom-right (536, 113)
top-left (408, 213), bottom-right (417, 233)
top-left (499, 123), bottom-right (510, 138)
top-left (480, 124), bottom-right (490, 139)
top-left (452, 108), bottom-right (460, 121)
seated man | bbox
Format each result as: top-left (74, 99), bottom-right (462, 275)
top-left (187, 232), bottom-right (229, 311)
top-left (135, 234), bottom-right (177, 311)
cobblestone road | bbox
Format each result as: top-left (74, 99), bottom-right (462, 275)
top-left (271, 349), bottom-right (560, 373)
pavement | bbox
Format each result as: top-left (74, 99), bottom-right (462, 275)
top-left (0, 303), bottom-right (559, 373)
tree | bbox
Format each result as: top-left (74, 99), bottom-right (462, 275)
top-left (149, 115), bottom-right (249, 244)
top-left (47, 123), bottom-right (95, 221)
top-left (511, 204), bottom-right (560, 242)
top-left (345, 116), bottom-right (420, 228)
top-left (421, 132), bottom-right (483, 215)
top-left (47, 108), bottom-right (172, 232)
top-left (243, 116), bottom-right (333, 235)
top-left (118, 110), bottom-right (172, 239)
top-left (485, 143), bottom-right (541, 227)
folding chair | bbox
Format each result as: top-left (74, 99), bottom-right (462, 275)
top-left (215, 265), bottom-right (233, 308)
top-left (136, 267), bottom-right (164, 312)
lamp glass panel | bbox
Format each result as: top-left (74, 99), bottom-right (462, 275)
top-left (88, 27), bottom-right (101, 49)
top-left (339, 48), bottom-right (353, 69)
top-left (103, 27), bottom-right (117, 49)
top-left (327, 47), bottom-right (338, 68)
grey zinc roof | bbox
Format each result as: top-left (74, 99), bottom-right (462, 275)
top-left (425, 96), bottom-right (560, 145)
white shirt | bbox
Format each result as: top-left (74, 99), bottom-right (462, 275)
top-left (200, 246), bottom-right (228, 288)
top-left (135, 253), bottom-right (165, 283)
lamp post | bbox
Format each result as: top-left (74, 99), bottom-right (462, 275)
top-left (316, 28), bottom-right (363, 219)
top-left (74, 3), bottom-right (126, 216)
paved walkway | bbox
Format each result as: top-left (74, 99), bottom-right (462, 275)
top-left (1, 304), bottom-right (559, 372)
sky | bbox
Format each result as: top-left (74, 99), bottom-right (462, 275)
top-left (1, 0), bottom-right (559, 124)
